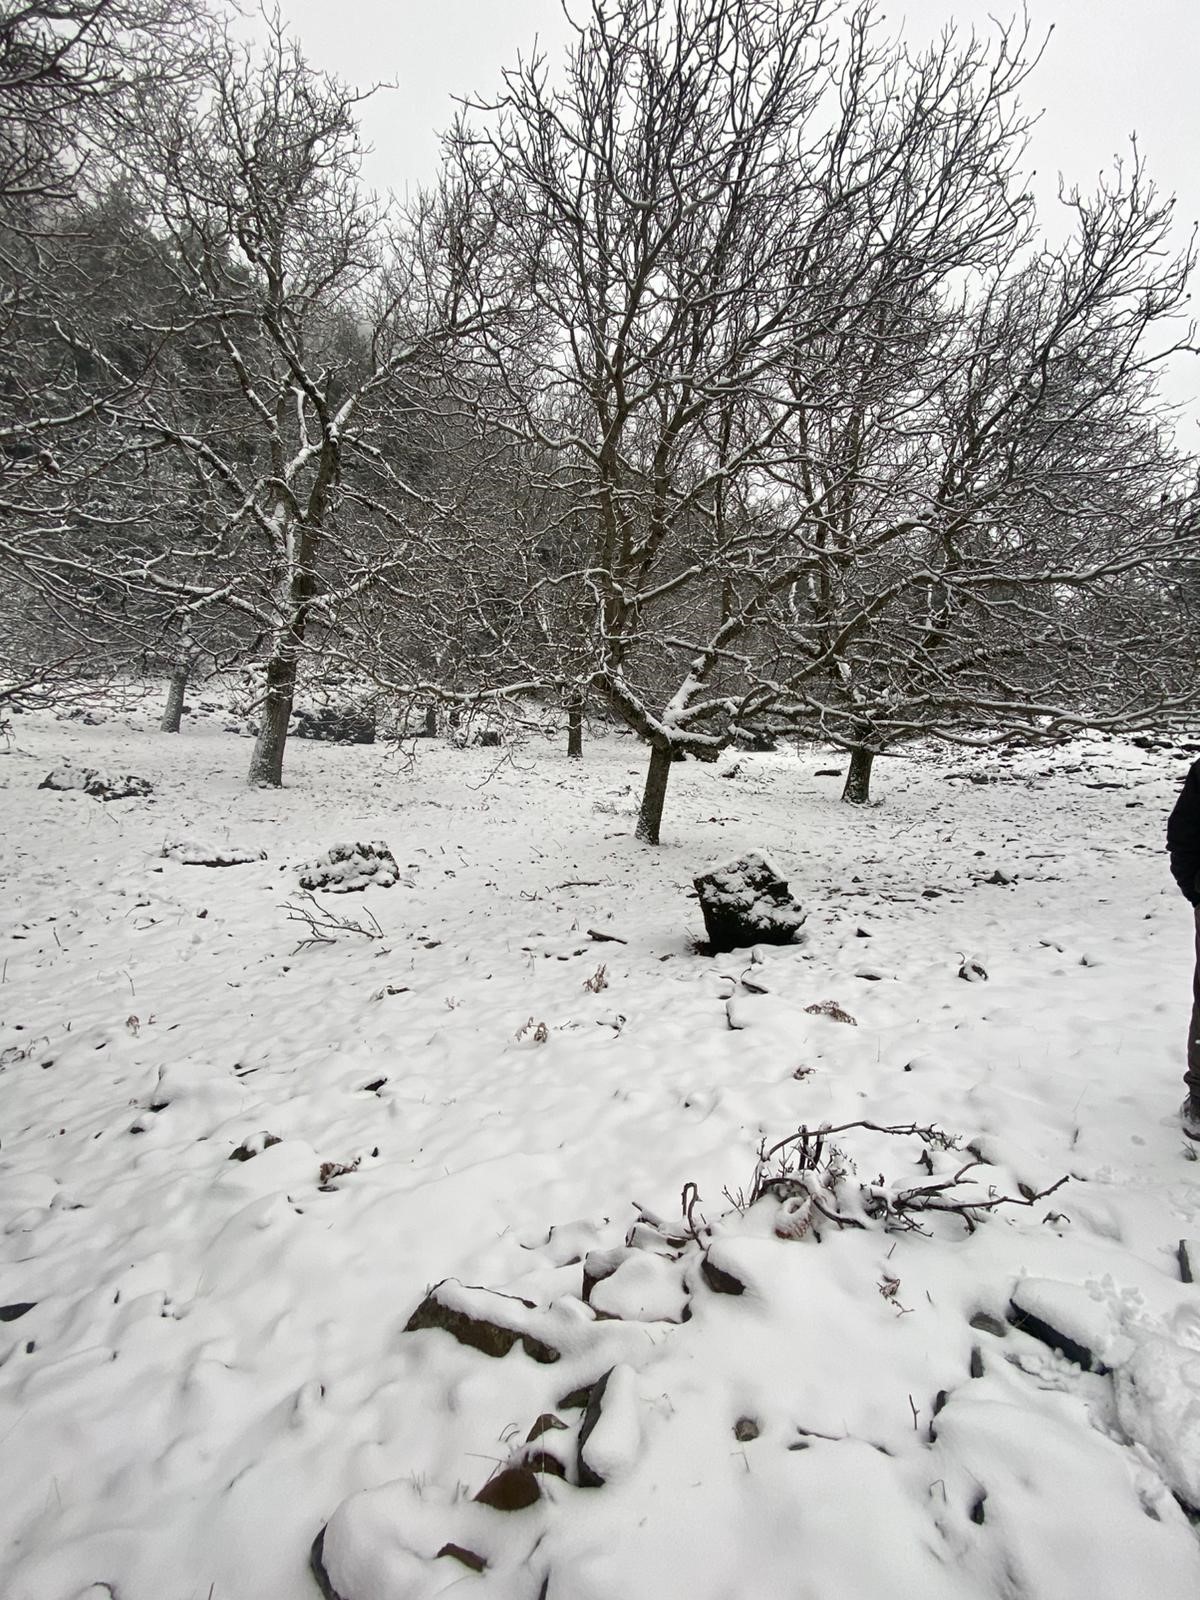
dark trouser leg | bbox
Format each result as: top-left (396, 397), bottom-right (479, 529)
top-left (1188, 906), bottom-right (1200, 1102)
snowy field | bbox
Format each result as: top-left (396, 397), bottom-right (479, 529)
top-left (2, 691), bottom-right (1200, 1600)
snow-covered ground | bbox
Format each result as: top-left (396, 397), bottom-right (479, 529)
top-left (2, 691), bottom-right (1199, 1600)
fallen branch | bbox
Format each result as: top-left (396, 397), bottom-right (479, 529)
top-left (727, 1121), bottom-right (1070, 1237)
top-left (282, 891), bottom-right (384, 952)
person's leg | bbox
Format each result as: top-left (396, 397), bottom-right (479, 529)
top-left (1185, 907), bottom-right (1200, 1129)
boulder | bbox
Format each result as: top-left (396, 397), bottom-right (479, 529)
top-left (298, 840), bottom-right (400, 893)
top-left (292, 706), bottom-right (376, 745)
top-left (693, 852), bottom-right (806, 953)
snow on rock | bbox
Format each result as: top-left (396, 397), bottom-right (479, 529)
top-left (1008, 1277), bottom-right (1129, 1373)
top-left (298, 840), bottom-right (400, 892)
top-left (38, 764), bottom-right (153, 800)
top-left (162, 839), bottom-right (267, 867)
top-left (292, 705), bottom-right (376, 745)
top-left (693, 852), bottom-right (806, 953)
top-left (587, 1251), bottom-right (689, 1323)
top-left (578, 1363), bottom-right (643, 1486)
top-left (317, 1480), bottom-right (549, 1600)
top-left (1115, 1319), bottom-right (1200, 1511)
top-left (404, 1280), bottom-right (564, 1363)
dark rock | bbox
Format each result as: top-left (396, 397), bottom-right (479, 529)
top-left (577, 1369), bottom-right (613, 1487)
top-left (310, 1528), bottom-right (346, 1600)
top-left (527, 1413), bottom-right (569, 1443)
top-left (1006, 1298), bottom-right (1106, 1374)
top-left (1179, 1240), bottom-right (1199, 1284)
top-left (477, 729), bottom-right (503, 748)
top-left (733, 1417), bottom-right (760, 1442)
top-left (298, 840), bottom-right (400, 893)
top-left (557, 1383), bottom-right (597, 1410)
top-left (969, 1346), bottom-right (984, 1379)
top-left (293, 706), bottom-right (376, 745)
top-left (521, 1449), bottom-right (567, 1479)
top-left (814, 768), bottom-right (842, 777)
top-left (693, 853), bottom-right (806, 954)
top-left (969, 1492), bottom-right (987, 1524)
top-left (700, 1253), bottom-right (745, 1296)
top-left (404, 1281), bottom-right (560, 1363)
top-left (0, 1302), bottom-right (36, 1322)
top-left (228, 1132), bottom-right (281, 1161)
top-left (969, 1311), bottom-right (1008, 1339)
top-left (474, 1464), bottom-right (541, 1510)
top-left (39, 766), bottom-right (153, 801)
top-left (438, 1544), bottom-right (487, 1572)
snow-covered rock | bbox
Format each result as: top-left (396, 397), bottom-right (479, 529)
top-left (38, 764), bottom-right (152, 800)
top-left (693, 852), bottom-right (806, 953)
top-left (298, 840), bottom-right (400, 892)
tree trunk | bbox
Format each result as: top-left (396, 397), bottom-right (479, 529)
top-left (160, 618), bottom-right (195, 733)
top-left (567, 696), bottom-right (583, 758)
top-left (636, 742), bottom-right (673, 843)
top-left (160, 662), bottom-right (188, 733)
top-left (842, 745), bottom-right (875, 805)
top-left (248, 652), bottom-right (297, 787)
top-left (424, 704), bottom-right (438, 738)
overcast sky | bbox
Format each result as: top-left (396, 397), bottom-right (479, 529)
top-left (269, 0), bottom-right (1199, 431)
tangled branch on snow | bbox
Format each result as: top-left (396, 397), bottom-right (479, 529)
top-left (718, 1120), bottom-right (1068, 1237)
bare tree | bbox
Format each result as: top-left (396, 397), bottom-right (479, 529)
top-left (0, 2), bottom-right (213, 701)
top-left (447, 0), bottom-right (1049, 841)
top-left (751, 153), bottom-right (1198, 803)
top-left (106, 18), bottom-right (486, 783)
top-left (0, 0), bottom-right (204, 208)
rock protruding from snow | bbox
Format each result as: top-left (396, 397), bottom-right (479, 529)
top-left (1007, 1279), bottom-right (1123, 1373)
top-left (474, 1464), bottom-right (542, 1511)
top-left (404, 1280), bottom-right (561, 1363)
top-left (292, 705), bottom-right (376, 745)
top-left (1179, 1240), bottom-right (1200, 1284)
top-left (39, 765), bottom-right (153, 801)
top-left (162, 840), bottom-right (266, 867)
top-left (298, 840), bottom-right (400, 893)
top-left (693, 852), bottom-right (806, 954)
top-left (578, 1364), bottom-right (642, 1487)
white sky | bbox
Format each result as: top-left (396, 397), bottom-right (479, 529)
top-left (270, 0), bottom-right (1199, 432)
